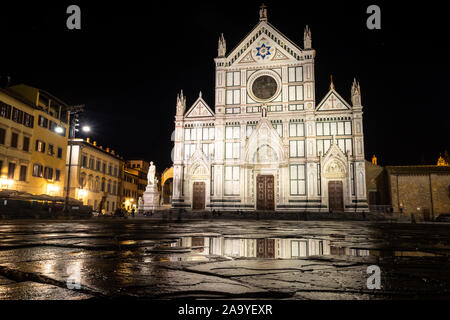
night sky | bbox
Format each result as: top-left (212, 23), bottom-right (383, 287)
top-left (1, 1), bottom-right (449, 171)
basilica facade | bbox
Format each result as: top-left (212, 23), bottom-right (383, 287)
top-left (172, 6), bottom-right (368, 212)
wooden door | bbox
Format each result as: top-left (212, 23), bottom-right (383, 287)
top-left (256, 239), bottom-right (275, 258)
top-left (256, 175), bottom-right (275, 210)
top-left (192, 182), bottom-right (205, 210)
top-left (191, 237), bottom-right (205, 247)
top-left (328, 181), bottom-right (344, 212)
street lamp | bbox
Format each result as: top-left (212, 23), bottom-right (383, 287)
top-left (63, 105), bottom-right (87, 213)
top-left (54, 126), bottom-right (64, 134)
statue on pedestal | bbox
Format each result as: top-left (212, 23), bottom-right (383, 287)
top-left (143, 161), bottom-right (160, 212)
top-left (147, 161), bottom-right (156, 185)
top-left (138, 196), bottom-right (144, 211)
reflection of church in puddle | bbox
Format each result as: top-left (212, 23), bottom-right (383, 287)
top-left (178, 237), bottom-right (331, 259)
top-left (172, 5), bottom-right (368, 212)
top-left (176, 237), bottom-right (370, 259)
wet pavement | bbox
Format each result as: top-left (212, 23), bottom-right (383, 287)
top-left (0, 218), bottom-right (449, 300)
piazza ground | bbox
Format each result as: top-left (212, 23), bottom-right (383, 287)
top-left (0, 218), bottom-right (449, 300)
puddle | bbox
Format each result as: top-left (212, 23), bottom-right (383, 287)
top-left (146, 236), bottom-right (449, 261)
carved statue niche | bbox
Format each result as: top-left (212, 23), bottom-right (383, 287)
top-left (325, 160), bottom-right (345, 178)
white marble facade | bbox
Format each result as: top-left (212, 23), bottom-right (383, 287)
top-left (172, 7), bottom-right (368, 212)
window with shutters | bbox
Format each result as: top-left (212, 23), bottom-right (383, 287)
top-left (8, 163), bottom-right (16, 179)
top-left (10, 132), bottom-right (18, 148)
top-left (19, 165), bottom-right (27, 181)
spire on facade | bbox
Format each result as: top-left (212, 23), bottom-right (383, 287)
top-left (176, 89), bottom-right (186, 116)
top-left (437, 153), bottom-right (449, 166)
top-left (329, 74), bottom-right (335, 90)
top-left (372, 155), bottom-right (378, 165)
top-left (351, 78), bottom-right (362, 107)
top-left (304, 25), bottom-right (312, 49)
top-left (259, 3), bottom-right (268, 21)
top-left (218, 33), bottom-right (226, 57)
top-left (199, 91), bottom-right (202, 98)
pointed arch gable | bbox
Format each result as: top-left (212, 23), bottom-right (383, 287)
top-left (321, 141), bottom-right (349, 178)
top-left (186, 147), bottom-right (210, 177)
top-left (244, 118), bottom-right (286, 163)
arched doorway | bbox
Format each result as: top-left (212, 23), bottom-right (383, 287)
top-left (324, 159), bottom-right (346, 213)
top-left (162, 178), bottom-right (173, 204)
top-left (161, 167), bottom-right (174, 205)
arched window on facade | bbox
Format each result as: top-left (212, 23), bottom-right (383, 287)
top-left (88, 175), bottom-right (94, 191)
top-left (79, 172), bottom-right (87, 188)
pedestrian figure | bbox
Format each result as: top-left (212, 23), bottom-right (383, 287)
top-left (131, 208), bottom-right (135, 218)
top-left (411, 213), bottom-right (416, 224)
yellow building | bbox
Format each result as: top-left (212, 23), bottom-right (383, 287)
top-left (124, 159), bottom-right (148, 204)
top-left (67, 138), bottom-right (123, 214)
top-left (127, 159), bottom-right (149, 174)
top-left (0, 85), bottom-right (69, 196)
top-left (122, 166), bottom-right (140, 211)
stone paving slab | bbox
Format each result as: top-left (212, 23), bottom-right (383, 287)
top-left (0, 220), bottom-right (449, 299)
top-left (0, 281), bottom-right (93, 300)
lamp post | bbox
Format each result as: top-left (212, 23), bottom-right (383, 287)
top-left (62, 105), bottom-right (89, 213)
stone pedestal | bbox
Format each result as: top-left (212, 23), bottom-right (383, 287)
top-left (142, 183), bottom-right (160, 211)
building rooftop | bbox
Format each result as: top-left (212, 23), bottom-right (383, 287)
top-left (69, 138), bottom-right (123, 160)
top-left (0, 88), bottom-right (37, 110)
top-left (385, 165), bottom-right (450, 175)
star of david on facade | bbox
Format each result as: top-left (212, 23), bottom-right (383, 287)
top-left (256, 43), bottom-right (271, 59)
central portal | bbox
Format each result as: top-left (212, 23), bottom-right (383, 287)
top-left (328, 180), bottom-right (344, 212)
top-left (256, 175), bottom-right (275, 210)
top-left (192, 182), bottom-right (206, 210)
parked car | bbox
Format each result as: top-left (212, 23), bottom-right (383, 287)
top-left (436, 214), bottom-right (450, 222)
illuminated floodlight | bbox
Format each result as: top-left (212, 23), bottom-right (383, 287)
top-left (54, 126), bottom-right (64, 134)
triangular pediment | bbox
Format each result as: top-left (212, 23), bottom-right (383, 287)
top-left (227, 21), bottom-right (304, 66)
top-left (316, 89), bottom-right (351, 111)
top-left (185, 96), bottom-right (215, 118)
